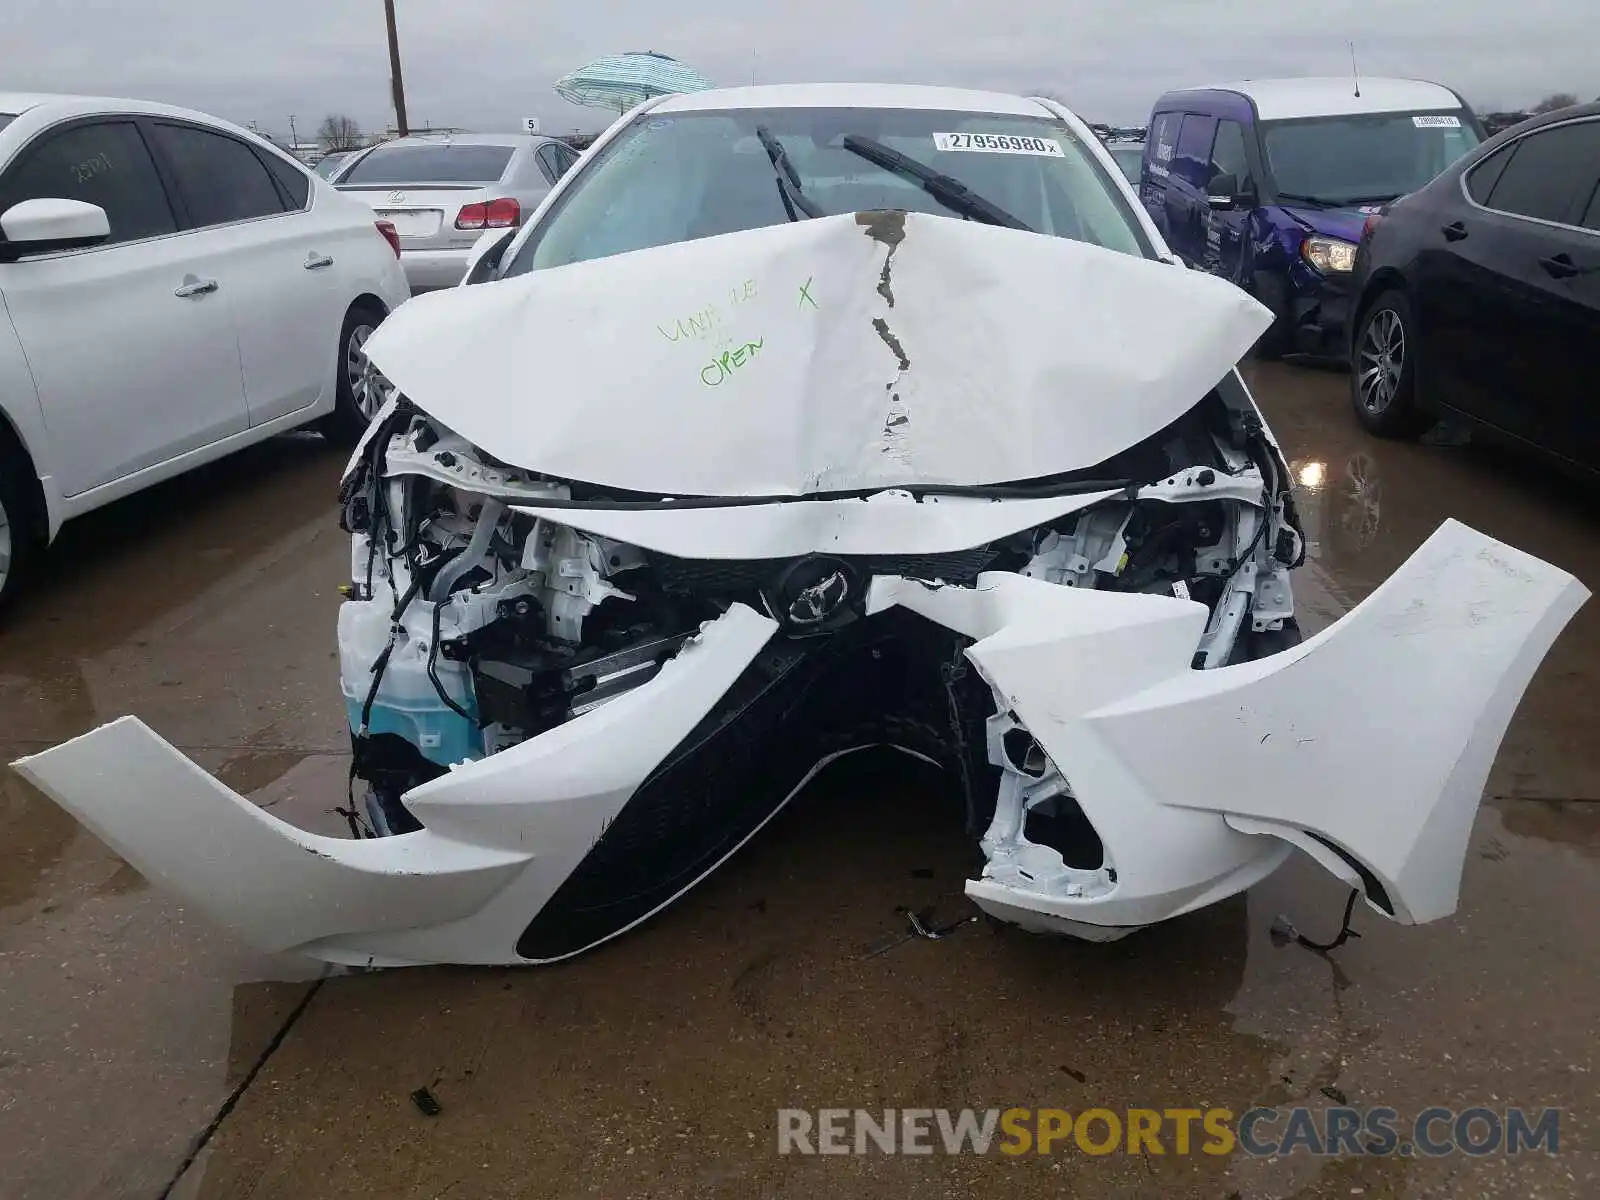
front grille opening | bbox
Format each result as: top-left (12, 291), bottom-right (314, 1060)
top-left (1023, 792), bottom-right (1104, 870)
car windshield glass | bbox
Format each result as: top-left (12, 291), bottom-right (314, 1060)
top-left (314, 155), bottom-right (347, 179)
top-left (1261, 111), bottom-right (1481, 204)
top-left (340, 144), bottom-right (514, 184)
top-left (0, 115), bottom-right (15, 134)
top-left (503, 106), bottom-right (1151, 276)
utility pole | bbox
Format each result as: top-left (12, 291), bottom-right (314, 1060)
top-left (288, 114), bottom-right (298, 148)
top-left (383, 0), bottom-right (409, 137)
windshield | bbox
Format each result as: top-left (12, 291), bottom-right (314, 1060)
top-left (0, 115), bottom-right (14, 134)
top-left (503, 106), bottom-right (1151, 277)
top-left (1261, 111), bottom-right (1481, 205)
top-left (340, 144), bottom-right (514, 185)
top-left (314, 154), bottom-right (347, 179)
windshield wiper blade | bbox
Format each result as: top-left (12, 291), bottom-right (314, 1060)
top-left (840, 135), bottom-right (1032, 231)
top-left (755, 126), bottom-right (825, 220)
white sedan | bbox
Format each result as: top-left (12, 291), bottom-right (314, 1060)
top-left (0, 93), bottom-right (411, 613)
top-left (14, 84), bottom-right (1587, 969)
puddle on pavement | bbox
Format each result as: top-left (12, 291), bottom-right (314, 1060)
top-left (1254, 361), bottom-right (1600, 808)
top-left (0, 434), bottom-right (352, 1199)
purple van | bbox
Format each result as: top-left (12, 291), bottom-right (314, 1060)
top-left (1141, 78), bottom-right (1484, 358)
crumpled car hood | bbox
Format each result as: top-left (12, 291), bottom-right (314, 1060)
top-left (364, 211), bottom-right (1273, 497)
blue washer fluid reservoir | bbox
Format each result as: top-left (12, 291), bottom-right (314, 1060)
top-left (338, 597), bottom-right (483, 767)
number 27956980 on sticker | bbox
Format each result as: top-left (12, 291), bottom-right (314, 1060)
top-left (932, 132), bottom-right (1064, 156)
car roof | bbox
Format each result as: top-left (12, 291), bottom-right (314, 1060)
top-left (0, 92), bottom-right (315, 174)
top-left (1185, 77), bottom-right (1465, 120)
top-left (0, 91), bottom-right (270, 126)
top-left (0, 93), bottom-right (63, 115)
top-left (1492, 100), bottom-right (1600, 133)
top-left (367, 133), bottom-right (552, 149)
top-left (652, 83), bottom-right (1055, 117)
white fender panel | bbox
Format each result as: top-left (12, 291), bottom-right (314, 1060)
top-left (876, 519), bottom-right (1586, 932)
top-left (1084, 518), bottom-right (1588, 923)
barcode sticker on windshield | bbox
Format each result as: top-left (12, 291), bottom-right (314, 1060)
top-left (933, 132), bottom-right (1064, 156)
top-left (1412, 115), bottom-right (1461, 128)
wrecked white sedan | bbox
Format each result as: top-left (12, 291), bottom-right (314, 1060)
top-left (14, 85), bottom-right (1588, 967)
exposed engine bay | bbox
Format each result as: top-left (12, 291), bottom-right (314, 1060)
top-left (334, 376), bottom-right (1307, 950)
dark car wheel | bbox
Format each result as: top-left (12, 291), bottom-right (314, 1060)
top-left (318, 302), bottom-right (390, 445)
top-left (0, 436), bottom-right (41, 618)
top-left (1350, 289), bottom-right (1430, 438)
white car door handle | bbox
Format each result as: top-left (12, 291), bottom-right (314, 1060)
top-left (304, 252), bottom-right (335, 270)
top-left (174, 276), bottom-right (218, 298)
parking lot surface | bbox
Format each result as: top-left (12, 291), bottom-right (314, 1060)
top-left (1, 363), bottom-right (1595, 1199)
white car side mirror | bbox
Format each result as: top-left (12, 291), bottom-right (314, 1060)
top-left (461, 227), bottom-right (518, 286)
top-left (0, 198), bottom-right (111, 259)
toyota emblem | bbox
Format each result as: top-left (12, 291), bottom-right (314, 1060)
top-left (387, 190), bottom-right (406, 204)
top-left (764, 556), bottom-right (859, 636)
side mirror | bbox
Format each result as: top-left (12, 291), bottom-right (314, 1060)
top-left (0, 198), bottom-right (111, 259)
top-left (461, 227), bottom-right (518, 286)
top-left (1206, 173), bottom-right (1243, 210)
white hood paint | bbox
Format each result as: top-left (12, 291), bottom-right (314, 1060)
top-left (364, 212), bottom-right (1273, 497)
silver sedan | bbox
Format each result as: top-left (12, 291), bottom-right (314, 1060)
top-left (332, 133), bottom-right (581, 291)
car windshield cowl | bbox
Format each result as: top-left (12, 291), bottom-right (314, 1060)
top-left (1275, 191), bottom-right (1339, 208)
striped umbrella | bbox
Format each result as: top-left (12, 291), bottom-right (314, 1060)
top-left (553, 51), bottom-right (715, 114)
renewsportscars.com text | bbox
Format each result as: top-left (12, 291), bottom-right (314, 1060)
top-left (777, 1106), bottom-right (1561, 1157)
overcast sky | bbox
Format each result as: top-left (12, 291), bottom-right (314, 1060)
top-left (4, 0), bottom-right (1594, 139)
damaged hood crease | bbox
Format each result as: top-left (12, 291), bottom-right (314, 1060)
top-left (363, 211), bottom-right (1273, 497)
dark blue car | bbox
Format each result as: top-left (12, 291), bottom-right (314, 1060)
top-left (1140, 78), bottom-right (1484, 357)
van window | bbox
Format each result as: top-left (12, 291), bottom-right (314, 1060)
top-left (1173, 114), bottom-right (1218, 189)
top-left (1149, 112), bottom-right (1181, 177)
top-left (1209, 120), bottom-right (1251, 190)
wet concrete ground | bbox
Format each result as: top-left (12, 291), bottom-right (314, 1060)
top-left (1, 363), bottom-right (1595, 1199)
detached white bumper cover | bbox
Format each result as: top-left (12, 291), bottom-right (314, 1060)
top-left (881, 520), bottom-right (1587, 931)
top-left (12, 520), bottom-right (1586, 965)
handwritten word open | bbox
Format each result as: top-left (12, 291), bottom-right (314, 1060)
top-left (701, 339), bottom-right (765, 387)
